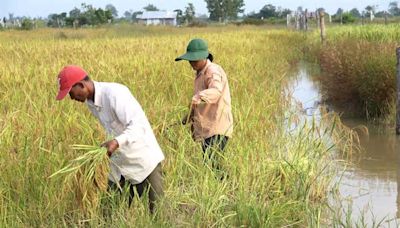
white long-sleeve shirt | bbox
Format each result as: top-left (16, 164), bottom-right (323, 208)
top-left (86, 81), bottom-right (164, 184)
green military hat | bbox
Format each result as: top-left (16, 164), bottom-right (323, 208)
top-left (175, 38), bottom-right (209, 61)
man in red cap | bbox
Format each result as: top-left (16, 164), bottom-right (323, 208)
top-left (56, 65), bottom-right (165, 213)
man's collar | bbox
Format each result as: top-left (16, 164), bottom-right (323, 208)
top-left (87, 81), bottom-right (102, 108)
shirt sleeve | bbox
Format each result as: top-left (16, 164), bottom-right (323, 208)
top-left (110, 87), bottom-right (146, 146)
top-left (197, 73), bottom-right (223, 104)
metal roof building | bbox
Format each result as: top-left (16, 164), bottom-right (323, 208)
top-left (137, 11), bottom-right (177, 26)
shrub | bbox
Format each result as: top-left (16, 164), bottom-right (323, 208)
top-left (21, 18), bottom-right (35, 30)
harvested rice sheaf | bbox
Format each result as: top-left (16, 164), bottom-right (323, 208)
top-left (50, 145), bottom-right (110, 215)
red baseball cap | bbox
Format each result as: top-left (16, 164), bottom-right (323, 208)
top-left (56, 65), bottom-right (88, 100)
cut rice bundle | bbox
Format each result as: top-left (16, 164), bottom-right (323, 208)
top-left (50, 145), bottom-right (110, 216)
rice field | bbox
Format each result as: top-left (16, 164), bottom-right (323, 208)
top-left (0, 25), bottom-right (359, 226)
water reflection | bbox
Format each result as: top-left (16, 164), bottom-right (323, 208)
top-left (289, 63), bottom-right (321, 117)
top-left (289, 62), bottom-right (400, 224)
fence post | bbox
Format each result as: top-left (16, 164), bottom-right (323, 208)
top-left (299, 14), bottom-right (304, 30)
top-left (385, 11), bottom-right (388, 25)
top-left (362, 11), bottom-right (365, 25)
top-left (304, 9), bottom-right (308, 31)
top-left (396, 47), bottom-right (400, 134)
top-left (340, 12), bottom-right (343, 25)
top-left (287, 14), bottom-right (290, 28)
top-left (319, 10), bottom-right (326, 44)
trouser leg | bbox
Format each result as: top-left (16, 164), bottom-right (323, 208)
top-left (128, 179), bottom-right (146, 207)
top-left (104, 176), bottom-right (126, 219)
top-left (202, 135), bottom-right (229, 171)
top-left (146, 163), bottom-right (164, 213)
top-left (107, 175), bottom-right (126, 193)
top-left (128, 163), bottom-right (164, 213)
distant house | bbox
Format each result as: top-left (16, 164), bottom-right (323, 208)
top-left (137, 11), bottom-right (177, 26)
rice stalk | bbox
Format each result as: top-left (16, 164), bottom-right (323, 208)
top-left (50, 145), bottom-right (110, 217)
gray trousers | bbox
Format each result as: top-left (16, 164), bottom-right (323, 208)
top-left (108, 163), bottom-right (163, 213)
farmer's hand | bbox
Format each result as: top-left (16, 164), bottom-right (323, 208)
top-left (191, 94), bottom-right (202, 105)
top-left (101, 139), bottom-right (119, 157)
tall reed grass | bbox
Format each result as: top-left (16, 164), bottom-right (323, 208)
top-left (308, 24), bottom-right (398, 120)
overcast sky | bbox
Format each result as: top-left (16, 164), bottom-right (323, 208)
top-left (1, 0), bottom-right (392, 19)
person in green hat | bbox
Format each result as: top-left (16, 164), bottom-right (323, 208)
top-left (175, 38), bottom-right (233, 171)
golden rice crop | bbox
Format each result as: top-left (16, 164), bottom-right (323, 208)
top-left (50, 145), bottom-right (110, 216)
top-left (0, 25), bottom-right (357, 226)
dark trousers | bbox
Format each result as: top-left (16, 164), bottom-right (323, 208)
top-left (201, 135), bottom-right (229, 171)
top-left (108, 163), bottom-right (163, 213)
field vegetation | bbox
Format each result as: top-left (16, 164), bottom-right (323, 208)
top-left (308, 24), bottom-right (399, 121)
top-left (0, 24), bottom-right (374, 226)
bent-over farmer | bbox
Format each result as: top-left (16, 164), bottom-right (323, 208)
top-left (56, 65), bottom-right (164, 213)
top-left (175, 39), bottom-right (233, 172)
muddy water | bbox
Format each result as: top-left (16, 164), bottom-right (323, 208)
top-left (336, 119), bottom-right (400, 224)
top-left (289, 62), bottom-right (400, 225)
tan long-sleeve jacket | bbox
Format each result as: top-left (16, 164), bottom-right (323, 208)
top-left (191, 60), bottom-right (233, 141)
